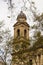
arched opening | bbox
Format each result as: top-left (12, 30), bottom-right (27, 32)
top-left (29, 60), bottom-right (32, 65)
top-left (17, 29), bottom-right (20, 37)
top-left (24, 29), bottom-right (27, 37)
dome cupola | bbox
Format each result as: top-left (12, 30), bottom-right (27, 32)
top-left (17, 11), bottom-right (27, 20)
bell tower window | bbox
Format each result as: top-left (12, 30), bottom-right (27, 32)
top-left (17, 29), bottom-right (20, 37)
top-left (24, 29), bottom-right (27, 37)
top-left (29, 60), bottom-right (32, 65)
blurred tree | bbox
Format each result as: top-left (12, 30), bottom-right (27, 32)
top-left (0, 21), bottom-right (13, 65)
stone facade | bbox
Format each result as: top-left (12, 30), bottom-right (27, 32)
top-left (0, 62), bottom-right (4, 65)
top-left (0, 56), bottom-right (5, 65)
top-left (11, 11), bottom-right (43, 65)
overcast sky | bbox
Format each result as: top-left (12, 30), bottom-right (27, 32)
top-left (0, 0), bottom-right (43, 19)
top-left (0, 0), bottom-right (43, 36)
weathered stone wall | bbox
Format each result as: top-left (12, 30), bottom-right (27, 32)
top-left (0, 61), bottom-right (4, 65)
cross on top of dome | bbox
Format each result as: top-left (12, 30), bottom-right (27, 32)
top-left (17, 11), bottom-right (27, 20)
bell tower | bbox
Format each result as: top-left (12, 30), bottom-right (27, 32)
top-left (14, 11), bottom-right (29, 40)
top-left (11, 11), bottom-right (30, 65)
top-left (13, 11), bottom-right (30, 51)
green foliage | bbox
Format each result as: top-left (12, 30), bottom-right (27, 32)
top-left (33, 35), bottom-right (43, 49)
top-left (21, 43), bottom-right (27, 49)
top-left (35, 13), bottom-right (43, 22)
top-left (0, 21), bottom-right (13, 65)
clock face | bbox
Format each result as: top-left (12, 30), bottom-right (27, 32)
top-left (15, 44), bottom-right (20, 51)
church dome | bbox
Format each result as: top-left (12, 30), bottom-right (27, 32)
top-left (17, 11), bottom-right (27, 20)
